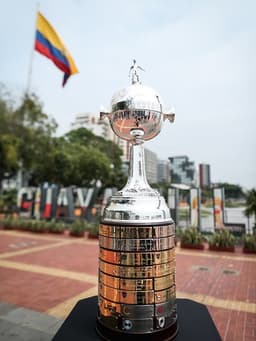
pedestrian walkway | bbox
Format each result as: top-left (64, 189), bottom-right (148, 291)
top-left (0, 229), bottom-right (255, 340)
top-left (0, 302), bottom-right (63, 341)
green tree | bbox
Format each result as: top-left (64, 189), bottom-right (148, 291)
top-left (0, 85), bottom-right (20, 185)
top-left (0, 88), bottom-right (57, 188)
top-left (13, 93), bottom-right (57, 175)
top-left (64, 128), bottom-right (125, 188)
top-left (65, 128), bottom-right (123, 169)
top-left (216, 182), bottom-right (245, 200)
top-left (0, 135), bottom-right (20, 183)
top-left (244, 189), bottom-right (256, 228)
top-left (0, 88), bottom-right (126, 190)
top-left (30, 129), bottom-right (126, 188)
top-left (54, 141), bottom-right (114, 186)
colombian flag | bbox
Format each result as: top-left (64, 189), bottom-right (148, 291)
top-left (35, 12), bottom-right (78, 86)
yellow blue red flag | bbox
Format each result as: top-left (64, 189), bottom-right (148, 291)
top-left (35, 12), bottom-right (78, 86)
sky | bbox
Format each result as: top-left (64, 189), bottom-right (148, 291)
top-left (0, 0), bottom-right (255, 190)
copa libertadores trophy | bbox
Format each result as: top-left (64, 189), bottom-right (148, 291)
top-left (96, 61), bottom-right (178, 340)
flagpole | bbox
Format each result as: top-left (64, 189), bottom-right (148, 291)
top-left (26, 2), bottom-right (40, 95)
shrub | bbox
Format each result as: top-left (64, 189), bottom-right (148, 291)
top-left (12, 219), bottom-right (32, 230)
top-left (88, 222), bottom-right (99, 238)
top-left (46, 220), bottom-right (66, 234)
top-left (0, 216), bottom-right (14, 229)
top-left (29, 220), bottom-right (47, 233)
top-left (0, 217), bottom-right (68, 234)
top-left (69, 219), bottom-right (86, 237)
top-left (243, 234), bottom-right (256, 251)
top-left (209, 229), bottom-right (235, 248)
top-left (0, 190), bottom-right (17, 213)
top-left (180, 227), bottom-right (204, 246)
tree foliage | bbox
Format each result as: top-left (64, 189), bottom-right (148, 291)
top-left (64, 128), bottom-right (123, 171)
top-left (61, 128), bottom-right (125, 187)
top-left (0, 87), bottom-right (57, 188)
top-left (0, 87), bottom-right (125, 189)
top-left (215, 182), bottom-right (245, 199)
top-left (13, 93), bottom-right (57, 171)
top-left (0, 86), bottom-right (20, 181)
top-left (244, 189), bottom-right (256, 220)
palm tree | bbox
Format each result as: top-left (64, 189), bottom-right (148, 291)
top-left (244, 189), bottom-right (256, 232)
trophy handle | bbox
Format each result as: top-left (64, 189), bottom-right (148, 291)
top-left (100, 112), bottom-right (112, 120)
top-left (163, 113), bottom-right (175, 123)
top-left (163, 107), bottom-right (175, 123)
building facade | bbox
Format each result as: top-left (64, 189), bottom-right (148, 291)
top-left (144, 148), bottom-right (158, 184)
top-left (168, 155), bottom-right (197, 186)
top-left (70, 113), bottom-right (113, 140)
top-left (199, 163), bottom-right (211, 188)
top-left (157, 160), bottom-right (171, 183)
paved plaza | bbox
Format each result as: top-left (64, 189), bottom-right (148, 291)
top-left (0, 229), bottom-right (255, 340)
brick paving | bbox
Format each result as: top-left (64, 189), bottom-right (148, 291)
top-left (0, 233), bottom-right (58, 254)
top-left (175, 247), bottom-right (256, 341)
top-left (9, 242), bottom-right (99, 275)
top-left (0, 229), bottom-right (255, 341)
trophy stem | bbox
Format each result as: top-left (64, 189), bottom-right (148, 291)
top-left (120, 138), bottom-right (156, 195)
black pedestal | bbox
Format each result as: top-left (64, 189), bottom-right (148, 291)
top-left (52, 296), bottom-right (221, 341)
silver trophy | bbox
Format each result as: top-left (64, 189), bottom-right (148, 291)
top-left (96, 61), bottom-right (178, 340)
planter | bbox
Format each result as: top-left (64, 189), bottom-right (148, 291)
top-left (180, 243), bottom-right (204, 250)
top-left (209, 245), bottom-right (235, 252)
top-left (3, 225), bottom-right (13, 230)
top-left (49, 230), bottom-right (65, 234)
top-left (243, 248), bottom-right (256, 254)
top-left (69, 231), bottom-right (85, 237)
top-left (17, 227), bottom-right (31, 232)
top-left (88, 233), bottom-right (99, 239)
top-left (30, 229), bottom-right (47, 234)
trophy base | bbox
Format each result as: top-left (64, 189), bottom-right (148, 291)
top-left (96, 318), bottom-right (178, 341)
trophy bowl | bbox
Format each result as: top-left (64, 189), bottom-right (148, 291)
top-left (110, 83), bottom-right (163, 141)
top-left (101, 83), bottom-right (175, 143)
